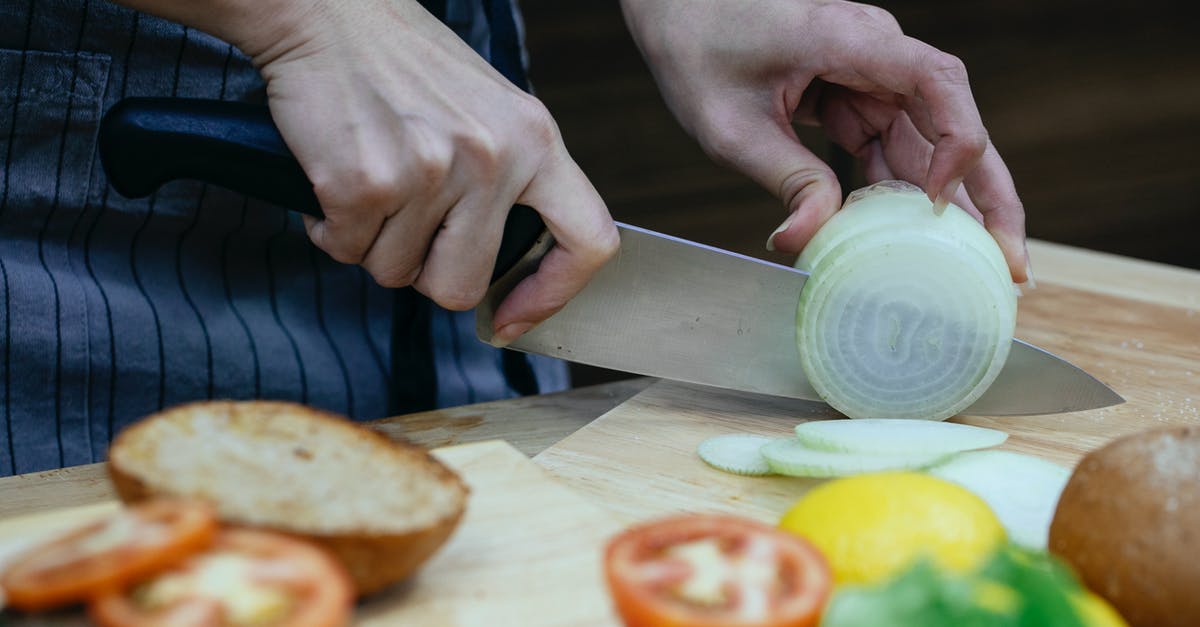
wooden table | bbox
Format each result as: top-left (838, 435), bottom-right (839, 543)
top-left (3, 239), bottom-right (1199, 520)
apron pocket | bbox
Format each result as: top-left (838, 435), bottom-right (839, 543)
top-left (1, 48), bottom-right (111, 473)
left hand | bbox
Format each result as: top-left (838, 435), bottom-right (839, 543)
top-left (619, 0), bottom-right (1029, 283)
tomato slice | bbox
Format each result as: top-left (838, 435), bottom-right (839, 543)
top-left (604, 514), bottom-right (831, 627)
top-left (1, 499), bottom-right (218, 612)
top-left (89, 527), bottom-right (353, 627)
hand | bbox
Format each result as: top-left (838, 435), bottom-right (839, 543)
top-left (224, 0), bottom-right (618, 344)
top-left (620, 0), bottom-right (1029, 282)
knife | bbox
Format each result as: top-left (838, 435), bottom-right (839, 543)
top-left (98, 98), bottom-right (1123, 416)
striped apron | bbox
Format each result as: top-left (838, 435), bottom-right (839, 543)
top-left (0, 0), bottom-right (566, 476)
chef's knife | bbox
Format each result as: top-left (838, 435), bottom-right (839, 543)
top-left (99, 98), bottom-right (1124, 416)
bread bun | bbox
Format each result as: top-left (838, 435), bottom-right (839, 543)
top-left (108, 401), bottom-right (468, 596)
top-left (1049, 426), bottom-right (1200, 627)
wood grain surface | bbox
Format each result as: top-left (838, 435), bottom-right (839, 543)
top-left (0, 441), bottom-right (623, 626)
top-left (0, 378), bottom-right (653, 520)
top-left (534, 250), bottom-right (1200, 524)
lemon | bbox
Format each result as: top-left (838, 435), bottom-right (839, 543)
top-left (779, 471), bottom-right (1004, 585)
top-left (1074, 591), bottom-right (1129, 627)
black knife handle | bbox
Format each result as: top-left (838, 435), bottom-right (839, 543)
top-left (98, 97), bottom-right (546, 283)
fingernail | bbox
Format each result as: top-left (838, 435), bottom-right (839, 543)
top-left (492, 322), bottom-right (534, 348)
top-left (765, 215), bottom-right (794, 252)
top-left (1022, 254), bottom-right (1037, 290)
top-left (931, 177), bottom-right (963, 216)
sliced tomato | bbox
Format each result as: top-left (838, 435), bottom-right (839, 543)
top-left (604, 514), bottom-right (832, 627)
top-left (1, 499), bottom-right (218, 612)
top-left (89, 527), bottom-right (353, 627)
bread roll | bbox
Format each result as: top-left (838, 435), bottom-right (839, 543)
top-left (1049, 426), bottom-right (1200, 627)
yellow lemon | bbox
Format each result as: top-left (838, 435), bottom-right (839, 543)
top-left (779, 471), bottom-right (1004, 585)
top-left (1074, 591), bottom-right (1129, 627)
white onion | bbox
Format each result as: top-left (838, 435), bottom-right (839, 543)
top-left (794, 181), bottom-right (1016, 421)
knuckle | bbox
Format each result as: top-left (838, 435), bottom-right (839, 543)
top-left (308, 170), bottom-right (348, 208)
top-left (429, 282), bottom-right (487, 311)
top-left (455, 124), bottom-right (503, 181)
top-left (579, 222), bottom-right (621, 270)
top-left (592, 224), bottom-right (621, 262)
top-left (305, 218), bottom-right (368, 265)
top-left (814, 2), bottom-right (899, 34)
top-left (947, 128), bottom-right (989, 162)
top-left (327, 245), bottom-right (368, 266)
top-left (318, 162), bottom-right (402, 210)
top-left (851, 3), bottom-right (901, 30)
top-left (514, 94), bottom-right (560, 147)
top-left (965, 129), bottom-right (990, 154)
top-left (409, 137), bottom-right (454, 194)
top-left (927, 52), bottom-right (970, 86)
top-left (779, 168), bottom-right (836, 212)
top-left (365, 258), bottom-right (422, 289)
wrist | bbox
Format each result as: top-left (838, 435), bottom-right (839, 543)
top-left (113, 0), bottom-right (330, 66)
top-left (211, 0), bottom-right (328, 66)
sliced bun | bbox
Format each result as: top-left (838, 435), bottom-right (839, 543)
top-left (107, 401), bottom-right (468, 596)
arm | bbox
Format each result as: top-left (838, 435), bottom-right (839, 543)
top-left (619, 0), bottom-right (1029, 283)
top-left (111, 0), bottom-right (619, 344)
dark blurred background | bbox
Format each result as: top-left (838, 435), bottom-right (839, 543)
top-left (518, 0), bottom-right (1200, 386)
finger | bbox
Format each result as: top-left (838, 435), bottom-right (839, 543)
top-left (818, 90), bottom-right (980, 216)
top-left (700, 102), bottom-right (842, 254)
top-left (833, 32), bottom-right (988, 205)
top-left (862, 140), bottom-right (895, 182)
top-left (962, 142), bottom-right (1029, 282)
top-left (875, 110), bottom-right (1025, 281)
top-left (874, 110), bottom-right (981, 217)
top-left (490, 150), bottom-right (618, 345)
top-left (305, 119), bottom-right (453, 264)
top-left (413, 190), bottom-right (510, 311)
top-left (358, 192), bottom-right (452, 288)
top-left (303, 192), bottom-right (389, 265)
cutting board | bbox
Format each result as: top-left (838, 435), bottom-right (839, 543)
top-left (0, 441), bottom-right (622, 626)
top-left (534, 261), bottom-right (1200, 524)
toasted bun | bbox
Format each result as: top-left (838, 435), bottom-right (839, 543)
top-left (107, 401), bottom-right (468, 596)
top-left (1049, 426), bottom-right (1200, 627)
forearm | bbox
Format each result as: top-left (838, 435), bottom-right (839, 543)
top-left (107, 0), bottom-right (324, 63)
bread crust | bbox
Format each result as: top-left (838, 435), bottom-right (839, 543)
top-left (107, 401), bottom-right (469, 596)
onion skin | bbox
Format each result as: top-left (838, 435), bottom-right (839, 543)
top-left (794, 181), bottom-right (1016, 421)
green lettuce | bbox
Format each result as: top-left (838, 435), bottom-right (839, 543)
top-left (821, 545), bottom-right (1088, 627)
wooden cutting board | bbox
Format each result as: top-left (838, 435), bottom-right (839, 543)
top-left (0, 441), bottom-right (622, 626)
top-left (534, 243), bottom-right (1200, 524)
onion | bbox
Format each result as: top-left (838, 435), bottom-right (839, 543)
top-left (794, 181), bottom-right (1016, 421)
top-left (793, 419), bottom-right (1007, 455)
top-left (929, 450), bottom-right (1070, 550)
top-left (696, 434), bottom-right (775, 476)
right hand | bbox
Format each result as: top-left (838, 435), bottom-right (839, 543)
top-left (229, 0), bottom-right (619, 345)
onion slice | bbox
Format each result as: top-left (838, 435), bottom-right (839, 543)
top-left (760, 439), bottom-right (949, 478)
top-left (793, 419), bottom-right (1007, 455)
top-left (928, 450), bottom-right (1071, 550)
top-left (696, 434), bottom-right (775, 476)
top-left (794, 181), bottom-right (1017, 421)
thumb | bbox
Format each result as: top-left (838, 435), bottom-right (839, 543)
top-left (709, 115), bottom-right (842, 254)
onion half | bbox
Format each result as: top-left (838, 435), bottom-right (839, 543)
top-left (794, 181), bottom-right (1017, 421)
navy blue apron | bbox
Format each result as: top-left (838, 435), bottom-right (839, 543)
top-left (0, 0), bottom-right (567, 476)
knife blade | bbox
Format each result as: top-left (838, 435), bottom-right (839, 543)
top-left (476, 223), bottom-right (1124, 416)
